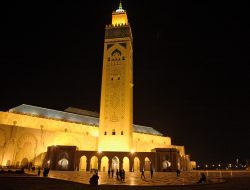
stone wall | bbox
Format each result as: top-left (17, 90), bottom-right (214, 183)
top-left (0, 112), bottom-right (98, 167)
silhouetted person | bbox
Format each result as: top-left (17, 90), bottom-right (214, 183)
top-left (123, 169), bottom-right (126, 181)
top-left (108, 168), bottom-right (110, 178)
top-left (111, 169), bottom-right (114, 178)
top-left (119, 169), bottom-right (122, 180)
top-left (37, 168), bottom-right (41, 176)
top-left (150, 168), bottom-right (154, 179)
top-left (116, 169), bottom-right (119, 180)
top-left (176, 169), bottom-right (181, 176)
top-left (42, 168), bottom-right (45, 177)
top-left (197, 172), bottom-right (206, 183)
top-left (43, 168), bottom-right (49, 177)
top-left (89, 172), bottom-right (99, 185)
top-left (120, 169), bottom-right (125, 181)
top-left (141, 169), bottom-right (145, 179)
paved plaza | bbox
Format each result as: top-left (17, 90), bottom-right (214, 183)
top-left (1, 170), bottom-right (250, 190)
top-left (35, 170), bottom-right (250, 186)
top-left (47, 170), bottom-right (226, 185)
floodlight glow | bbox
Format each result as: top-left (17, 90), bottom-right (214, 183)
top-left (98, 148), bottom-right (102, 153)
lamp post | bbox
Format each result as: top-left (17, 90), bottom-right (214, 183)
top-left (218, 164), bottom-right (221, 170)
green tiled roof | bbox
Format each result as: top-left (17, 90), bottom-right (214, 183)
top-left (9, 104), bottom-right (163, 136)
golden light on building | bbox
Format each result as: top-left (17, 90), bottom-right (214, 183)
top-left (98, 148), bottom-right (102, 153)
top-left (0, 1), bottom-right (194, 172)
top-left (112, 2), bottom-right (128, 26)
top-left (99, 0), bottom-right (133, 152)
top-left (130, 149), bottom-right (135, 154)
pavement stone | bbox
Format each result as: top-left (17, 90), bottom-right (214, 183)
top-left (1, 171), bottom-right (250, 190)
top-left (43, 170), bottom-right (250, 186)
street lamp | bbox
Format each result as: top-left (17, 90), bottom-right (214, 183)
top-left (218, 164), bottom-right (221, 170)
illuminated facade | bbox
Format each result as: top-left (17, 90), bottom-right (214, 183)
top-left (0, 3), bottom-right (194, 172)
top-left (99, 3), bottom-right (133, 152)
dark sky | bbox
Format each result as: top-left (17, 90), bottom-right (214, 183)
top-left (1, 1), bottom-right (249, 165)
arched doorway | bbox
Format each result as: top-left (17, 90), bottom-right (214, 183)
top-left (123, 157), bottom-right (129, 172)
top-left (56, 152), bottom-right (69, 170)
top-left (134, 157), bottom-right (140, 172)
top-left (112, 157), bottom-right (119, 171)
top-left (58, 158), bottom-right (69, 170)
top-left (90, 156), bottom-right (98, 171)
top-left (162, 160), bottom-right (171, 171)
top-left (79, 156), bottom-right (87, 171)
top-left (101, 156), bottom-right (109, 172)
top-left (54, 135), bottom-right (81, 149)
top-left (144, 157), bottom-right (151, 171)
top-left (16, 161), bottom-right (20, 168)
top-left (6, 160), bottom-right (11, 167)
top-left (16, 134), bottom-right (37, 168)
top-left (21, 158), bottom-right (28, 168)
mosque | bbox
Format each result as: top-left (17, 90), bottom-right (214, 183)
top-left (0, 3), bottom-right (195, 172)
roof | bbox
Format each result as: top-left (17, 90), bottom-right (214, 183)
top-left (64, 107), bottom-right (99, 118)
top-left (9, 104), bottom-right (163, 136)
top-left (133, 124), bottom-right (163, 136)
top-left (9, 104), bottom-right (99, 126)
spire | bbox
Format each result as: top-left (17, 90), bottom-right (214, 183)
top-left (119, 0), bottom-right (122, 9)
top-left (112, 0), bottom-right (128, 25)
top-left (116, 0), bottom-right (124, 13)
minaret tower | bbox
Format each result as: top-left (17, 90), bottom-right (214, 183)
top-left (98, 2), bottom-right (133, 152)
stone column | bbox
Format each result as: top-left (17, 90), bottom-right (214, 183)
top-left (119, 160), bottom-right (123, 170)
top-left (141, 160), bottom-right (145, 171)
top-left (130, 159), bottom-right (134, 172)
top-left (86, 159), bottom-right (90, 172)
top-left (98, 159), bottom-right (101, 171)
top-left (108, 158), bottom-right (112, 170)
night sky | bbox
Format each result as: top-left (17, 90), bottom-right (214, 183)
top-left (1, 1), bottom-right (249, 166)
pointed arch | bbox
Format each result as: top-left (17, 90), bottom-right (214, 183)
top-left (15, 133), bottom-right (38, 165)
top-left (21, 158), bottom-right (29, 168)
top-left (54, 134), bottom-right (81, 149)
top-left (112, 156), bottom-right (119, 171)
top-left (111, 49), bottom-right (121, 56)
top-left (17, 133), bottom-right (37, 149)
top-left (58, 158), bottom-right (69, 170)
top-left (144, 157), bottom-right (151, 171)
